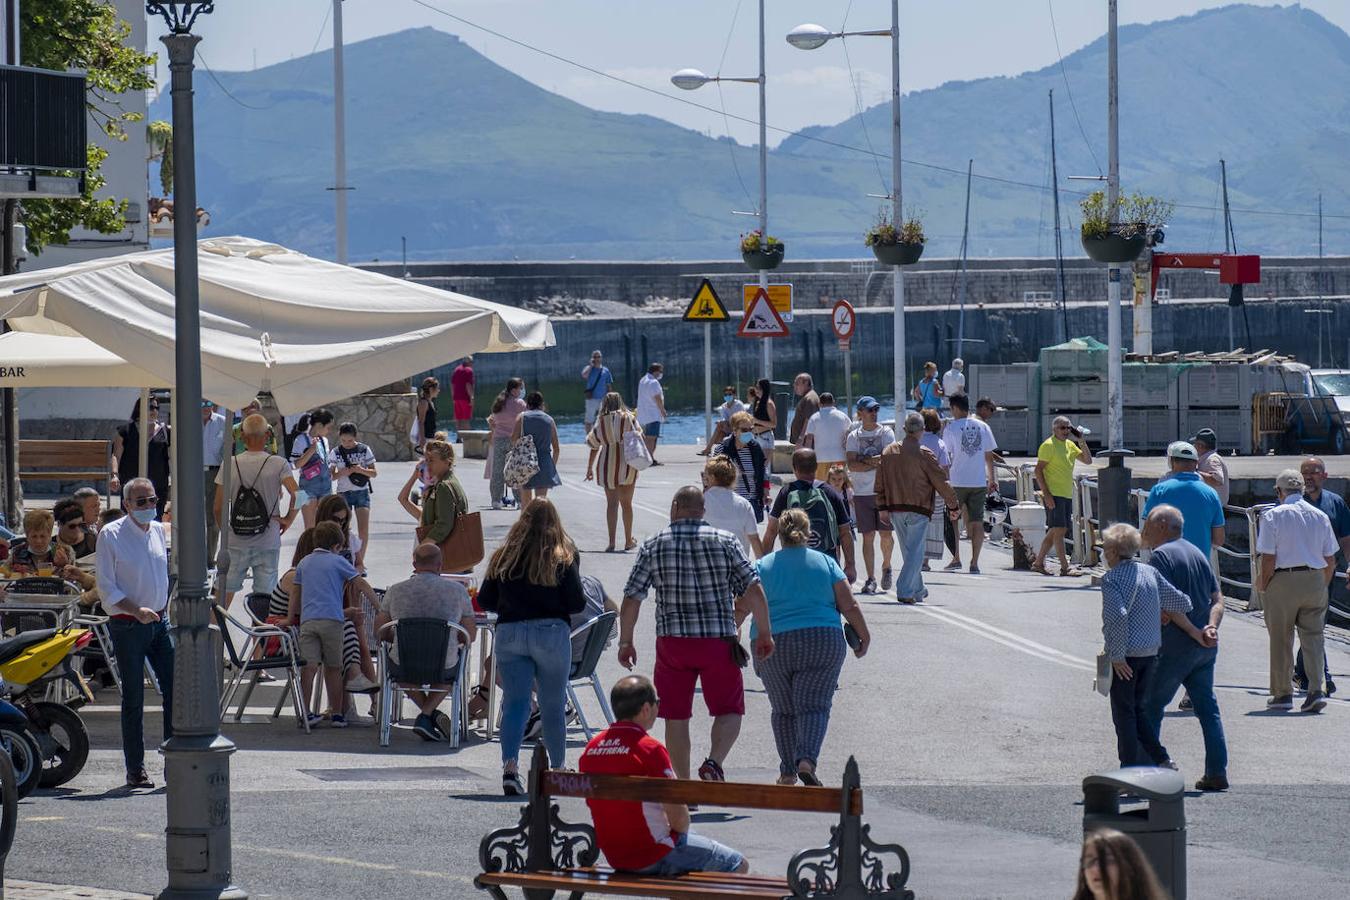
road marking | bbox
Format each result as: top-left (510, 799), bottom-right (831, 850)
top-left (911, 606), bottom-right (1094, 672)
top-left (923, 606), bottom-right (1097, 667)
top-left (22, 816), bottom-right (66, 822)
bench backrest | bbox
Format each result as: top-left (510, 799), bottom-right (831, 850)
top-left (541, 769), bottom-right (862, 816)
top-left (18, 439), bottom-right (110, 471)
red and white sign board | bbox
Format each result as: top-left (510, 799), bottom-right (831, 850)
top-left (737, 288), bottom-right (789, 338)
top-left (831, 300), bottom-right (856, 340)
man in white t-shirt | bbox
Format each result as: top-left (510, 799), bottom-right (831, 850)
top-left (846, 395), bottom-right (896, 594)
top-left (702, 456), bottom-right (763, 558)
top-left (942, 359), bottom-right (966, 400)
top-left (802, 392), bottom-right (853, 480)
top-left (636, 363), bottom-right (667, 465)
top-left (214, 414), bottom-right (299, 606)
top-left (940, 394), bottom-right (998, 574)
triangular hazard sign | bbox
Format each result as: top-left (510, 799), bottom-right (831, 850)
top-left (682, 278), bottom-right (729, 322)
top-left (737, 288), bottom-right (789, 338)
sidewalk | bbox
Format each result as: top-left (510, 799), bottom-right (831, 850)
top-left (3, 883), bottom-right (150, 900)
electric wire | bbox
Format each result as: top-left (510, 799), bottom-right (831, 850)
top-left (712, 0), bottom-right (756, 211)
top-left (1046, 0), bottom-right (1101, 175)
top-left (838, 0), bottom-right (890, 195)
top-left (195, 49), bottom-right (272, 110)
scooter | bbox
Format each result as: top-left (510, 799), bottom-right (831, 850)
top-left (0, 626), bottom-right (94, 791)
top-left (0, 696), bottom-right (41, 799)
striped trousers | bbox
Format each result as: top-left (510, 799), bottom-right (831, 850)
top-left (753, 627), bottom-right (847, 777)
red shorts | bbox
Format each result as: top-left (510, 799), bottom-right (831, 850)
top-left (453, 398), bottom-right (473, 421)
top-left (653, 636), bottom-right (745, 720)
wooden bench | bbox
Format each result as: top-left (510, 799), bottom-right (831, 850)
top-left (17, 440), bottom-right (113, 502)
top-left (476, 744), bottom-right (914, 899)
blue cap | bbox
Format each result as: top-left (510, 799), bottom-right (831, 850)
top-left (856, 395), bottom-right (880, 411)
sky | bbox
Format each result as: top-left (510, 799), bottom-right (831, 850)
top-left (147, 1), bottom-right (1350, 147)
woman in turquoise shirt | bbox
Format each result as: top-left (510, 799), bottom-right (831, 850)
top-left (752, 508), bottom-right (872, 786)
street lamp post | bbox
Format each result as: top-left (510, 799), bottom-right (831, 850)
top-left (145, 4), bottom-right (246, 899)
top-left (788, 5), bottom-right (905, 415)
top-left (672, 0), bottom-right (771, 389)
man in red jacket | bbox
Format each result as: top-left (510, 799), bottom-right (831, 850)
top-left (578, 675), bottom-right (748, 875)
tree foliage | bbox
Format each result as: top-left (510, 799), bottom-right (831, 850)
top-left (19, 0), bottom-right (156, 254)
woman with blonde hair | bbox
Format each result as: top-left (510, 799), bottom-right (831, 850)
top-left (585, 391), bottom-right (640, 551)
top-left (1073, 828), bottom-right (1169, 900)
top-left (419, 439), bottom-right (468, 548)
top-left (753, 508), bottom-right (871, 786)
top-left (476, 499), bottom-right (587, 795)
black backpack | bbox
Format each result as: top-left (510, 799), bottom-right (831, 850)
top-left (230, 456), bottom-right (277, 537)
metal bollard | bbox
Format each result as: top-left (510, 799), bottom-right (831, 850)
top-left (1097, 449), bottom-right (1135, 529)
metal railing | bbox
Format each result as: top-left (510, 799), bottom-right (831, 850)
top-left (0, 64), bottom-right (87, 172)
top-left (1217, 503), bottom-right (1273, 604)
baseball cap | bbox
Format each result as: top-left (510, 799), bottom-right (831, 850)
top-left (1191, 427), bottom-right (1218, 448)
top-left (1276, 469), bottom-right (1305, 492)
top-left (856, 395), bottom-right (880, 412)
top-left (1166, 441), bottom-right (1198, 461)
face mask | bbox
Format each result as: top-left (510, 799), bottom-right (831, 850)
top-left (723, 394), bottom-right (734, 404)
top-left (131, 508), bottom-right (157, 525)
top-left (737, 431), bottom-right (753, 445)
top-left (653, 372), bottom-right (663, 381)
top-left (511, 389), bottom-right (522, 398)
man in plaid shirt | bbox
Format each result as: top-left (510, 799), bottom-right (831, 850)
top-left (620, 485), bottom-right (774, 782)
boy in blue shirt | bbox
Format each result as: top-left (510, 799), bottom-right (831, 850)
top-left (288, 521), bottom-right (362, 727)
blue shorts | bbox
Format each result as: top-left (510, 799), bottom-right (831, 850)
top-left (635, 832), bottom-right (744, 877)
top-left (225, 546), bottom-right (280, 594)
top-left (642, 421), bottom-right (662, 438)
top-left (341, 488), bottom-right (371, 509)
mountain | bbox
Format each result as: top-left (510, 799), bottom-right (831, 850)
top-left (158, 5), bottom-right (1350, 261)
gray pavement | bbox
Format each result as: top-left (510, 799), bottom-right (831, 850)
top-left (7, 437), bottom-right (1350, 898)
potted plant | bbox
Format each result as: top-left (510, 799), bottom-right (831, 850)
top-left (740, 229), bottom-right (785, 270)
top-left (1080, 190), bottom-right (1173, 263)
top-left (865, 209), bottom-right (925, 266)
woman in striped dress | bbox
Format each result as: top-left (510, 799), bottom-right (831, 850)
top-left (584, 391), bottom-right (639, 552)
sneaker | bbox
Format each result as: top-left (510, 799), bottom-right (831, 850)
top-left (1195, 774), bottom-right (1229, 792)
top-left (491, 501), bottom-right (506, 510)
top-left (968, 564), bottom-right (982, 575)
top-left (522, 709), bottom-right (543, 741)
top-left (433, 710), bottom-right (455, 741)
top-left (1293, 673), bottom-right (1309, 693)
top-left (502, 771), bottom-right (526, 796)
top-left (896, 596), bottom-right (917, 605)
top-left (1300, 691), bottom-right (1328, 714)
top-left (300, 712), bottom-right (324, 729)
top-left (1328, 677), bottom-right (1337, 697)
top-left (565, 703), bottom-right (580, 726)
top-left (1266, 695), bottom-right (1294, 711)
top-left (1158, 758), bottom-right (1179, 771)
top-left (698, 757), bottom-right (726, 782)
top-left (860, 578), bottom-right (877, 595)
top-left (413, 713), bottom-right (443, 742)
top-left (126, 770), bottom-right (155, 790)
top-left (1178, 694), bottom-right (1193, 712)
top-left (345, 674), bottom-right (379, 694)
top-left (329, 714), bottom-right (349, 728)
top-left (880, 568), bottom-right (893, 591)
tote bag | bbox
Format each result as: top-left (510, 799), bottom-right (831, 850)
top-left (622, 425), bottom-right (653, 471)
top-left (503, 434), bottom-right (541, 487)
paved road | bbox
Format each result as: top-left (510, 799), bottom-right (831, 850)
top-left (8, 443), bottom-right (1350, 898)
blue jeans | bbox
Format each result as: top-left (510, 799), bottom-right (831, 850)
top-left (890, 511), bottom-right (930, 601)
top-left (107, 617), bottom-right (175, 775)
top-left (1145, 640), bottom-right (1228, 777)
top-left (635, 832), bottom-right (745, 876)
top-left (496, 618), bottom-right (572, 768)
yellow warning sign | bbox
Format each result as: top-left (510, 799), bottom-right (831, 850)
top-left (683, 279), bottom-right (730, 322)
top-left (743, 283), bottom-right (792, 322)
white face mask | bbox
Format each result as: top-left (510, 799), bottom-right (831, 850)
top-left (131, 507), bottom-right (157, 525)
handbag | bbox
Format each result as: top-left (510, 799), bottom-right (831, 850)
top-left (1094, 573), bottom-right (1142, 696)
top-left (297, 436), bottom-right (326, 482)
top-left (622, 424), bottom-right (653, 471)
top-left (415, 482), bottom-right (485, 572)
top-left (503, 434), bottom-right (541, 487)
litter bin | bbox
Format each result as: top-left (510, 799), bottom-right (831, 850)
top-left (1082, 767), bottom-right (1185, 899)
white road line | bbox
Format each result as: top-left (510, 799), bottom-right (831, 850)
top-left (911, 605), bottom-right (1095, 672)
top-left (923, 605), bottom-right (1097, 667)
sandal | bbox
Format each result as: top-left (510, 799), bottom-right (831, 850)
top-left (1030, 563), bottom-right (1054, 576)
top-left (1059, 566), bottom-right (1085, 577)
top-left (624, 539), bottom-right (638, 552)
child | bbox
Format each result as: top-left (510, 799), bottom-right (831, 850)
top-left (826, 465), bottom-right (856, 529)
top-left (288, 521), bottom-right (369, 728)
top-left (331, 422), bottom-right (377, 570)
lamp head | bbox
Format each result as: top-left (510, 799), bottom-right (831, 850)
top-left (671, 68), bottom-right (712, 91)
top-left (787, 24), bottom-right (833, 50)
top-left (147, 2), bottom-right (215, 34)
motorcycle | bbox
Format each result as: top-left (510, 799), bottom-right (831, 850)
top-left (0, 695), bottom-right (42, 799)
top-left (0, 626), bottom-right (94, 792)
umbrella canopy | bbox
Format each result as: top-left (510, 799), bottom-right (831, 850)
top-left (0, 236), bottom-right (553, 414)
top-left (0, 332), bottom-right (171, 389)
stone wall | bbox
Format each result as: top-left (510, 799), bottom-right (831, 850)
top-left (323, 392), bottom-right (418, 462)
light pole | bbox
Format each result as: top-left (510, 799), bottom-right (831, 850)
top-left (145, 4), bottom-right (245, 899)
top-left (672, 0), bottom-right (771, 387)
top-left (1105, 0), bottom-right (1123, 452)
top-left (788, 6), bottom-right (905, 415)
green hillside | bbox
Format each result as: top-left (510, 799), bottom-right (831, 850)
top-left (159, 4), bottom-right (1350, 261)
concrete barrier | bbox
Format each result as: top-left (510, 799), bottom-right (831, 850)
top-left (460, 430), bottom-right (490, 459)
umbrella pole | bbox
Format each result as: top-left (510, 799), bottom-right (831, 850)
top-left (138, 387), bottom-right (149, 479)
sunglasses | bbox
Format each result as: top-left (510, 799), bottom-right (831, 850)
top-left (129, 495), bottom-right (158, 508)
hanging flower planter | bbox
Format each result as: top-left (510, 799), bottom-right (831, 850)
top-left (740, 230), bottom-right (784, 270)
top-left (871, 241), bottom-right (924, 266)
top-left (1081, 231), bottom-right (1146, 264)
top-left (1079, 190), bottom-right (1173, 264)
top-left (864, 209), bottom-right (926, 267)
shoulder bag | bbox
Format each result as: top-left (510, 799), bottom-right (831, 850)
top-left (502, 433), bottom-right (541, 487)
top-left (622, 420), bottom-right (653, 471)
top-left (1095, 570), bottom-right (1143, 696)
top-left (415, 482), bottom-right (485, 573)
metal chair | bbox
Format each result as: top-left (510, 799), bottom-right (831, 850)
top-left (376, 618), bottom-right (470, 748)
top-left (211, 604), bottom-right (309, 732)
top-left (566, 611), bottom-right (617, 739)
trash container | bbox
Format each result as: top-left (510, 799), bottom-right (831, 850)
top-left (1082, 767), bottom-right (1185, 899)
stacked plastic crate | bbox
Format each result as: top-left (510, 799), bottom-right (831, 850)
top-left (966, 363), bottom-right (1040, 454)
top-left (1122, 363), bottom-right (1183, 452)
top-left (1179, 363), bottom-right (1290, 455)
top-left (1038, 339), bottom-right (1107, 447)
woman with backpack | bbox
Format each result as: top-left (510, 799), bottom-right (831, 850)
top-left (331, 422), bottom-right (376, 569)
top-left (584, 391), bottom-right (640, 552)
top-left (290, 409), bottom-right (335, 529)
top-left (510, 391), bottom-right (561, 510)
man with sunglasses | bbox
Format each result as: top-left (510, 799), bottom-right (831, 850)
top-left (1032, 416), bottom-right (1092, 576)
top-left (53, 498), bottom-right (97, 558)
top-left (95, 477), bottom-right (174, 790)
